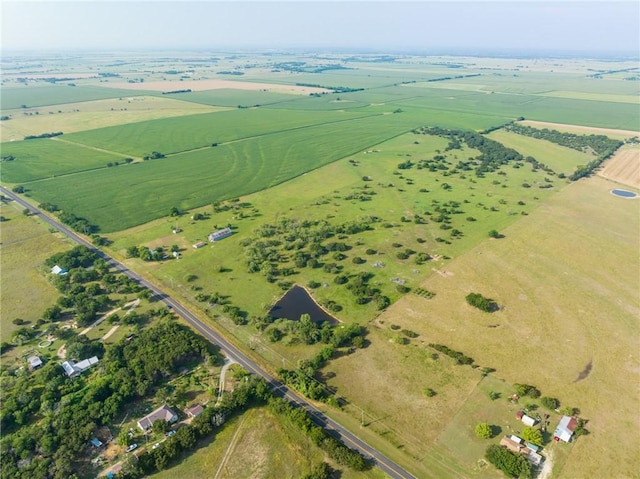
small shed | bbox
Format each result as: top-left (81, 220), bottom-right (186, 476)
top-left (208, 227), bottom-right (232, 242)
top-left (51, 265), bottom-right (68, 275)
top-left (28, 355), bottom-right (43, 370)
top-left (185, 404), bottom-right (204, 418)
top-left (193, 241), bottom-right (207, 249)
top-left (90, 437), bottom-right (103, 448)
top-left (520, 413), bottom-right (537, 427)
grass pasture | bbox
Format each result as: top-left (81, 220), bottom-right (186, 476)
top-left (371, 176), bottom-right (639, 478)
top-left (163, 88), bottom-right (311, 108)
top-left (0, 201), bottom-right (71, 342)
top-left (0, 95), bottom-right (222, 141)
top-left (0, 138), bottom-right (123, 183)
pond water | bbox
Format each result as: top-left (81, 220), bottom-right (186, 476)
top-left (269, 285), bottom-right (339, 325)
top-left (611, 189), bottom-right (638, 198)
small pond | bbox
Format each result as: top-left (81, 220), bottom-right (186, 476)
top-left (269, 285), bottom-right (339, 325)
top-left (611, 189), bottom-right (638, 198)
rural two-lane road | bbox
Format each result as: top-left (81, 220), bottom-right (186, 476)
top-left (0, 185), bottom-right (417, 479)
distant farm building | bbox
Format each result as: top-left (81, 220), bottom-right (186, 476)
top-left (28, 355), bottom-right (43, 370)
top-left (192, 241), bottom-right (207, 249)
top-left (185, 404), bottom-right (204, 418)
top-left (51, 265), bottom-right (68, 275)
top-left (208, 227), bottom-right (232, 242)
top-left (554, 415), bottom-right (578, 442)
top-left (516, 411), bottom-right (537, 426)
top-left (137, 404), bottom-right (178, 431)
top-left (61, 356), bottom-right (99, 378)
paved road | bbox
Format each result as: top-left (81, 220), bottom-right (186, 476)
top-left (1, 186), bottom-right (417, 479)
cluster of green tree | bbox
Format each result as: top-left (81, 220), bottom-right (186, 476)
top-left (415, 126), bottom-right (530, 176)
top-left (57, 210), bottom-right (98, 234)
top-left (484, 444), bottom-right (531, 479)
top-left (465, 292), bottom-right (498, 312)
top-left (161, 89), bottom-right (192, 94)
top-left (413, 287), bottom-right (436, 299)
top-left (142, 151), bottom-right (165, 160)
top-left (272, 62), bottom-right (350, 74)
top-left (302, 462), bottom-right (333, 479)
top-left (295, 82), bottom-right (364, 93)
top-left (514, 383), bottom-right (541, 398)
top-left (126, 245), bottom-right (169, 262)
top-left (426, 73), bottom-right (481, 83)
top-left (504, 123), bottom-right (622, 180)
top-left (1, 154), bottom-right (16, 161)
top-left (45, 245), bottom-right (98, 271)
top-left (106, 157), bottom-right (133, 167)
top-left (216, 70), bottom-right (245, 75)
top-left (428, 343), bottom-right (474, 365)
top-left (1, 321), bottom-right (212, 479)
top-left (24, 131), bottom-right (63, 140)
top-left (267, 396), bottom-right (370, 471)
top-left (0, 115), bottom-right (11, 121)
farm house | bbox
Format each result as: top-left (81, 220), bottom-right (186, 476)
top-left (137, 405), bottom-right (178, 431)
top-left (554, 415), bottom-right (578, 442)
top-left (208, 227), bottom-right (232, 242)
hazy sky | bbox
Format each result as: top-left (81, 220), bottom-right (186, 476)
top-left (2, 1), bottom-right (638, 55)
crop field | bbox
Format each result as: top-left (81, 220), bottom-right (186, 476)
top-left (23, 114), bottom-right (415, 232)
top-left (62, 107), bottom-right (379, 157)
top-left (0, 84), bottom-right (150, 110)
top-left (0, 138), bottom-right (123, 183)
top-left (0, 201), bottom-right (71, 342)
top-left (598, 145), bottom-right (640, 188)
top-left (166, 88), bottom-right (306, 107)
top-left (520, 120), bottom-right (639, 140)
top-left (0, 96), bottom-right (222, 141)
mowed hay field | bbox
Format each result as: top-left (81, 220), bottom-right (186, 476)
top-left (0, 201), bottom-right (72, 342)
top-left (598, 145), bottom-right (640, 189)
top-left (148, 406), bottom-right (385, 479)
top-left (0, 96), bottom-right (223, 141)
top-left (354, 175), bottom-right (638, 478)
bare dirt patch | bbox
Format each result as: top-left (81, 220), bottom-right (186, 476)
top-left (575, 359), bottom-right (593, 382)
top-left (102, 79), bottom-right (330, 95)
top-left (520, 120), bottom-right (639, 140)
top-left (598, 146), bottom-right (640, 189)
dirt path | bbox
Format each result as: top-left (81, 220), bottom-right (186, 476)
top-left (216, 358), bottom-right (237, 406)
top-left (213, 411), bottom-right (251, 479)
top-left (538, 449), bottom-right (554, 479)
top-left (101, 325), bottom-right (120, 341)
top-left (79, 299), bottom-right (140, 336)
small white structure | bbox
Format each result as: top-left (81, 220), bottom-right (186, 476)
top-left (28, 355), bottom-right (43, 370)
top-left (61, 356), bottom-right (99, 378)
top-left (137, 405), bottom-right (178, 431)
top-left (51, 265), bottom-right (68, 275)
top-left (521, 414), bottom-right (536, 427)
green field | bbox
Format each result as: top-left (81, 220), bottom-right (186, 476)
top-left (0, 201), bottom-right (72, 342)
top-left (0, 138), bottom-right (124, 183)
top-left (23, 114), bottom-right (416, 232)
top-left (62, 107), bottom-right (379, 157)
top-left (168, 88), bottom-right (306, 107)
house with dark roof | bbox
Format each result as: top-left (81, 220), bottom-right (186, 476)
top-left (185, 404), bottom-right (204, 418)
top-left (137, 405), bottom-right (178, 431)
top-left (554, 415), bottom-right (578, 442)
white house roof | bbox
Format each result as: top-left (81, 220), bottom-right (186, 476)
top-left (51, 265), bottom-right (68, 275)
top-left (28, 356), bottom-right (43, 368)
top-left (554, 415), bottom-right (578, 442)
top-left (521, 414), bottom-right (536, 426)
top-left (61, 356), bottom-right (99, 377)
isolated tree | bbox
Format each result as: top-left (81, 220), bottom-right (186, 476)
top-left (488, 229), bottom-right (500, 238)
top-left (541, 396), bottom-right (559, 410)
top-left (475, 422), bottom-right (492, 439)
top-left (521, 426), bottom-right (543, 446)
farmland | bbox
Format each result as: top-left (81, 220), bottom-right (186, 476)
top-left (1, 51), bottom-right (639, 479)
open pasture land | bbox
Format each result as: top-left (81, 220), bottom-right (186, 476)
top-left (166, 88), bottom-right (308, 108)
top-left (0, 201), bottom-right (71, 342)
top-left (102, 78), bottom-right (330, 95)
top-left (24, 114), bottom-right (416, 232)
top-left (0, 138), bottom-right (124, 183)
top-left (149, 406), bottom-right (384, 479)
top-left (369, 176), bottom-right (639, 478)
top-left (62, 107), bottom-right (380, 157)
top-left (598, 145), bottom-right (640, 189)
top-left (0, 84), bottom-right (150, 110)
top-left (520, 120), bottom-right (639, 141)
top-left (0, 96), bottom-right (222, 141)
top-left (486, 129), bottom-right (594, 176)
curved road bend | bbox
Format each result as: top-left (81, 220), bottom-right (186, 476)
top-left (0, 186), bottom-right (417, 479)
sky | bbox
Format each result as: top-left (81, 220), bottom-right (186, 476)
top-left (2, 1), bottom-right (639, 56)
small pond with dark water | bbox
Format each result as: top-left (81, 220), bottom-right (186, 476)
top-left (269, 285), bottom-right (339, 325)
top-left (611, 189), bottom-right (638, 198)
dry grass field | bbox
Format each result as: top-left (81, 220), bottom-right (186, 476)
top-left (325, 175), bottom-right (639, 478)
top-left (103, 79), bottom-right (329, 95)
top-left (0, 201), bottom-right (72, 342)
top-left (598, 145), bottom-right (640, 189)
top-left (520, 120), bottom-right (639, 141)
top-left (0, 96), bottom-right (222, 141)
